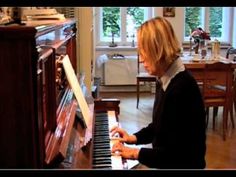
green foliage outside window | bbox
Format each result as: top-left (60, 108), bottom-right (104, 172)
top-left (102, 7), bottom-right (145, 38)
top-left (185, 7), bottom-right (223, 38)
top-left (209, 7), bottom-right (222, 37)
top-left (127, 7), bottom-right (144, 29)
top-left (127, 7), bottom-right (145, 39)
top-left (102, 7), bottom-right (120, 37)
top-left (185, 7), bottom-right (201, 36)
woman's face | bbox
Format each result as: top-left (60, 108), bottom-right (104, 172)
top-left (139, 54), bottom-right (151, 73)
top-left (139, 54), bottom-right (159, 76)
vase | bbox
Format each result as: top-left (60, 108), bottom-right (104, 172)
top-left (211, 39), bottom-right (220, 59)
top-left (200, 40), bottom-right (207, 59)
top-left (194, 43), bottom-right (199, 54)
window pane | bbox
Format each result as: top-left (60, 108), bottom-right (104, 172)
top-left (126, 7), bottom-right (145, 42)
top-left (185, 7), bottom-right (202, 37)
top-left (102, 7), bottom-right (120, 41)
top-left (209, 7), bottom-right (222, 38)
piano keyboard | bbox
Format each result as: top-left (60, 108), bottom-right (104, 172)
top-left (92, 111), bottom-right (124, 169)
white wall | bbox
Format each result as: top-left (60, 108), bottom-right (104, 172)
top-left (154, 7), bottom-right (185, 44)
top-left (233, 7), bottom-right (236, 47)
top-left (76, 7), bottom-right (93, 91)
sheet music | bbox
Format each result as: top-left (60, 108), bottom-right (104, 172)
top-left (62, 55), bottom-right (90, 128)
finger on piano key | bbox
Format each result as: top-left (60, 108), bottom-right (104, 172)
top-left (111, 151), bottom-right (121, 156)
top-left (109, 125), bottom-right (119, 133)
top-left (110, 137), bottom-right (123, 142)
top-left (110, 137), bottom-right (123, 149)
top-left (110, 127), bottom-right (121, 138)
top-left (109, 132), bottom-right (120, 139)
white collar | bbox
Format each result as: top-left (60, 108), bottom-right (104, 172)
top-left (160, 57), bottom-right (185, 91)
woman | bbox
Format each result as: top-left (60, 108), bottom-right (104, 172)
top-left (111, 16), bottom-right (206, 169)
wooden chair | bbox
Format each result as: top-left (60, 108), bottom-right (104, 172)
top-left (203, 61), bottom-right (234, 140)
top-left (226, 47), bottom-right (236, 59)
top-left (136, 54), bottom-right (156, 108)
top-left (226, 47), bottom-right (236, 114)
top-left (210, 47), bottom-right (236, 130)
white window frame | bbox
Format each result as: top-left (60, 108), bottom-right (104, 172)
top-left (184, 7), bottom-right (232, 44)
top-left (95, 7), bottom-right (153, 46)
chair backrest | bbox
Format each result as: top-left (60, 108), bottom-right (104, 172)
top-left (137, 53), bottom-right (147, 74)
top-left (202, 62), bottom-right (232, 99)
top-left (226, 47), bottom-right (236, 59)
top-left (137, 53), bottom-right (140, 74)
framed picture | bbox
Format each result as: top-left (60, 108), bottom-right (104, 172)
top-left (163, 7), bottom-right (175, 17)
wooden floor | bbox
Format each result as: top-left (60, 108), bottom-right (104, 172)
top-left (100, 91), bottom-right (236, 169)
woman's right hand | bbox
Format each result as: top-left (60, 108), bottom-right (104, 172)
top-left (110, 126), bottom-right (137, 144)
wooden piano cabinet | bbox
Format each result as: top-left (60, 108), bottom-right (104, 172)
top-left (0, 19), bottom-right (77, 168)
top-left (94, 98), bottom-right (121, 116)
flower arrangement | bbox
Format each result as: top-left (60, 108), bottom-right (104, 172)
top-left (190, 27), bottom-right (211, 55)
top-left (190, 27), bottom-right (211, 44)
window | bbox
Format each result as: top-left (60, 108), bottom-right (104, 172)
top-left (184, 7), bottom-right (232, 43)
top-left (95, 7), bottom-right (233, 47)
top-left (95, 7), bottom-right (152, 46)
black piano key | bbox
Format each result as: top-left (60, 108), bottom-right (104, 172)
top-left (93, 141), bottom-right (109, 144)
top-left (93, 157), bottom-right (111, 161)
top-left (93, 141), bottom-right (110, 145)
top-left (94, 145), bottom-right (110, 148)
top-left (95, 112), bottom-right (108, 116)
top-left (95, 122), bottom-right (108, 126)
top-left (94, 134), bottom-right (109, 137)
top-left (93, 161), bottom-right (112, 166)
top-left (95, 119), bottom-right (108, 122)
top-left (94, 146), bottom-right (110, 149)
top-left (94, 138), bottom-right (110, 141)
top-left (95, 121), bottom-right (108, 124)
top-left (94, 136), bottom-right (110, 140)
top-left (93, 156), bottom-right (111, 161)
top-left (93, 151), bottom-right (111, 155)
top-left (93, 153), bottom-right (111, 158)
top-left (94, 129), bottom-right (107, 132)
top-left (95, 124), bottom-right (108, 128)
top-left (94, 137), bottom-right (109, 140)
top-left (94, 132), bottom-right (109, 136)
top-left (93, 164), bottom-right (112, 169)
top-left (93, 159), bottom-right (112, 165)
top-left (94, 139), bottom-right (109, 142)
top-left (94, 128), bottom-right (109, 131)
top-left (94, 138), bottom-right (109, 143)
top-left (93, 149), bottom-right (111, 153)
top-left (95, 117), bottom-right (108, 121)
top-left (94, 147), bottom-right (110, 151)
top-left (93, 143), bottom-right (110, 147)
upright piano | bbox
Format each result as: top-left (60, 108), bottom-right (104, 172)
top-left (0, 19), bottom-right (125, 169)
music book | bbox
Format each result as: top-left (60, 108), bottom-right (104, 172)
top-left (62, 55), bottom-right (91, 128)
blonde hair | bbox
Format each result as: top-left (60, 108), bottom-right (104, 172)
top-left (138, 16), bottom-right (181, 71)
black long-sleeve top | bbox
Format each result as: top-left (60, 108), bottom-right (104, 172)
top-left (134, 70), bottom-right (206, 169)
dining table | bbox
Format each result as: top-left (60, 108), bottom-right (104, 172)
top-left (181, 52), bottom-right (236, 80)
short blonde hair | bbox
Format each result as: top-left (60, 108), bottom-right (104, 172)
top-left (138, 16), bottom-right (181, 71)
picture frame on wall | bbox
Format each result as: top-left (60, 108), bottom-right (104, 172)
top-left (163, 7), bottom-right (175, 17)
